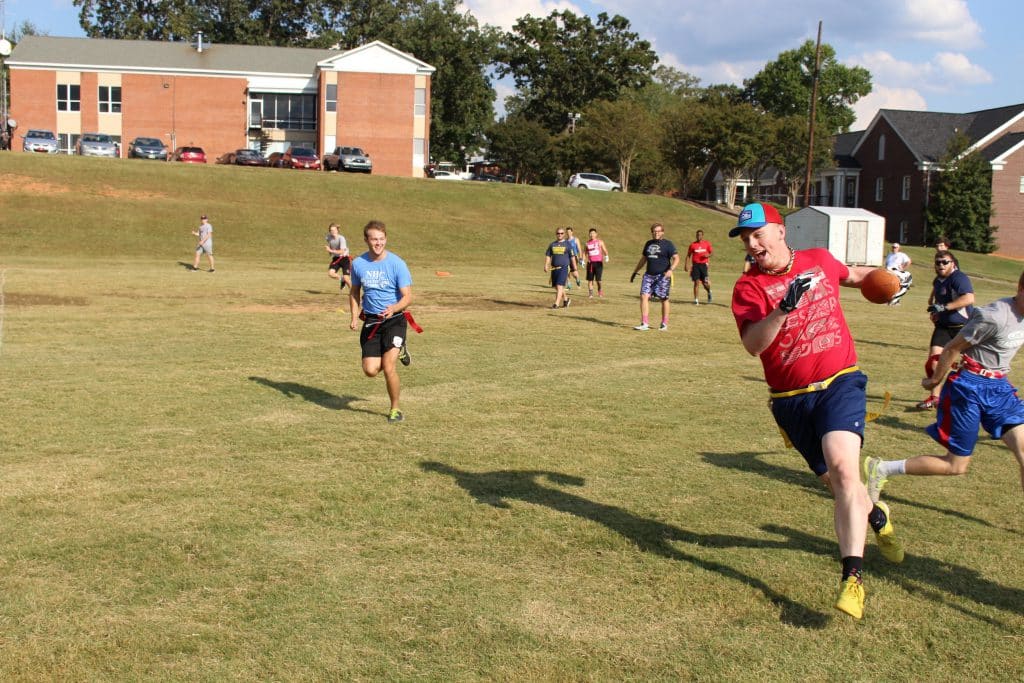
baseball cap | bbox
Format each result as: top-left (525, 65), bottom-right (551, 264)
top-left (729, 202), bottom-right (783, 237)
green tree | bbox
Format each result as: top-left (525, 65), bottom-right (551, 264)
top-left (576, 98), bottom-right (654, 193)
top-left (658, 99), bottom-right (710, 198)
top-left (702, 100), bottom-right (763, 208)
top-left (743, 40), bottom-right (871, 135)
top-left (486, 116), bottom-right (554, 184)
top-left (497, 10), bottom-right (657, 133)
top-left (927, 133), bottom-right (996, 253)
top-left (772, 115), bottom-right (835, 207)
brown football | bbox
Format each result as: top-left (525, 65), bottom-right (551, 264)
top-left (861, 268), bottom-right (901, 304)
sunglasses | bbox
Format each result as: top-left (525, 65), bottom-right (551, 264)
top-left (556, 232), bottom-right (565, 235)
top-left (934, 259), bottom-right (952, 265)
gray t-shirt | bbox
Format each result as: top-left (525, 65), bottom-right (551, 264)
top-left (197, 222), bottom-right (213, 243)
top-left (326, 234), bottom-right (347, 253)
top-left (960, 297), bottom-right (1024, 373)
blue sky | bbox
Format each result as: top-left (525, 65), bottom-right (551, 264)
top-left (5, 0), bottom-right (1022, 130)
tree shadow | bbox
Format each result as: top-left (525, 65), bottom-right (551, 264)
top-left (700, 451), bottom-right (1019, 535)
top-left (248, 376), bottom-right (379, 415)
top-left (420, 461), bottom-right (831, 628)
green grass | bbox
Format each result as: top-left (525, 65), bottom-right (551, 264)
top-left (2, 155), bottom-right (1023, 680)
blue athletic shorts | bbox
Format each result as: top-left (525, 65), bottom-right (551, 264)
top-left (771, 370), bottom-right (867, 475)
top-left (550, 266), bottom-right (568, 287)
top-left (640, 272), bottom-right (671, 299)
top-left (926, 370), bottom-right (1024, 456)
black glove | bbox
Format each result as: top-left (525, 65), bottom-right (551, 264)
top-left (630, 272), bottom-right (638, 283)
top-left (926, 303), bottom-right (946, 314)
top-left (889, 270), bottom-right (913, 307)
top-left (779, 274), bottom-right (814, 314)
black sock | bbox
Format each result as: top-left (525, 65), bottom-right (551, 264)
top-left (841, 556), bottom-right (863, 581)
top-left (867, 504), bottom-right (887, 533)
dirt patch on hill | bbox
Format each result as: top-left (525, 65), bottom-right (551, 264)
top-left (0, 173), bottom-right (166, 199)
top-left (4, 292), bottom-right (88, 307)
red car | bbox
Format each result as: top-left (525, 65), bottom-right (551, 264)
top-left (170, 146), bottom-right (207, 163)
top-left (271, 146), bottom-right (321, 170)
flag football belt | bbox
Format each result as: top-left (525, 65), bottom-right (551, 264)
top-left (769, 366), bottom-right (860, 399)
top-left (955, 356), bottom-right (1005, 379)
top-left (360, 310), bottom-right (424, 340)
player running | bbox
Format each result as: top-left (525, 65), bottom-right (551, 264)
top-left (325, 222), bottom-right (352, 292)
top-left (685, 229), bottom-right (713, 305)
top-left (865, 271), bottom-right (1024, 500)
top-left (730, 202), bottom-right (910, 620)
top-left (631, 223), bottom-right (678, 331)
top-left (585, 228), bottom-right (609, 298)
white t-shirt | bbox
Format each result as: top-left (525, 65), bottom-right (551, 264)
top-left (885, 251), bottom-right (910, 271)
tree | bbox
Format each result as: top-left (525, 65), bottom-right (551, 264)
top-left (486, 116), bottom-right (554, 184)
top-left (927, 133), bottom-right (996, 253)
top-left (496, 10), bottom-right (657, 133)
top-left (576, 99), bottom-right (654, 192)
top-left (772, 115), bottom-right (834, 207)
top-left (701, 100), bottom-right (764, 208)
top-left (658, 100), bottom-right (710, 198)
top-left (743, 40), bottom-right (871, 135)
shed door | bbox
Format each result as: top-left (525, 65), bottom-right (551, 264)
top-left (846, 220), bottom-right (868, 264)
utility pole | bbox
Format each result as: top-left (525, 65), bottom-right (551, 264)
top-left (802, 21), bottom-right (823, 208)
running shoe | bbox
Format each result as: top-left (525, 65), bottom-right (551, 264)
top-left (916, 396), bottom-right (939, 409)
top-left (659, 323), bottom-right (668, 332)
top-left (398, 344), bottom-right (411, 366)
top-left (863, 457), bottom-right (888, 503)
top-left (693, 298), bottom-right (700, 305)
top-left (835, 576), bottom-right (865, 619)
top-left (387, 409), bottom-right (404, 423)
top-left (874, 501), bottom-right (905, 564)
top-left (633, 323), bottom-right (649, 331)
top-left (562, 298), bottom-right (571, 308)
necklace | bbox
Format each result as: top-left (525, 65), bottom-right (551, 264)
top-left (758, 248), bottom-right (796, 276)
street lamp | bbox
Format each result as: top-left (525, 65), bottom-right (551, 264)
top-left (567, 112), bottom-right (581, 133)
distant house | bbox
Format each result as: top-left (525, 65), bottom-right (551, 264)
top-left (7, 35), bottom-right (434, 177)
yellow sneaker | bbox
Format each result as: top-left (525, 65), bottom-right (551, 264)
top-left (835, 576), bottom-right (865, 619)
top-left (874, 501), bottom-right (905, 563)
top-left (863, 456), bottom-right (888, 503)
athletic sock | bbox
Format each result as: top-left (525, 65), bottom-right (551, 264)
top-left (867, 504), bottom-right (887, 533)
top-left (841, 556), bottom-right (863, 581)
top-left (879, 459), bottom-right (907, 478)
top-left (641, 316), bottom-right (649, 325)
top-left (661, 318), bottom-right (668, 326)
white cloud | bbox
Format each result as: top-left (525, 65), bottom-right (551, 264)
top-left (848, 50), bottom-right (992, 95)
top-left (933, 52), bottom-right (992, 86)
top-left (462, 0), bottom-right (584, 31)
top-left (901, 0), bottom-right (982, 48)
top-left (851, 87), bottom-right (928, 129)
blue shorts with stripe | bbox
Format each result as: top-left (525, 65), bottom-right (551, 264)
top-left (926, 370), bottom-right (1024, 456)
top-left (771, 370), bottom-right (867, 476)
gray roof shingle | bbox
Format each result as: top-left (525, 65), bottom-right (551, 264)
top-left (879, 103), bottom-right (1024, 163)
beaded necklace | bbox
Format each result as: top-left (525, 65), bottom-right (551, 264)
top-left (758, 248), bottom-right (796, 276)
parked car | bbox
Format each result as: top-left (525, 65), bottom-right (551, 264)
top-left (272, 146), bottom-right (321, 170)
top-left (22, 129), bottom-right (59, 154)
top-left (77, 132), bottom-right (119, 158)
top-left (431, 170), bottom-right (464, 181)
top-left (322, 146), bottom-right (372, 173)
top-left (128, 137), bottom-right (168, 160)
top-left (568, 172), bottom-right (622, 191)
top-left (170, 146), bottom-right (207, 163)
top-left (470, 173), bottom-right (503, 182)
top-left (218, 149), bottom-right (269, 166)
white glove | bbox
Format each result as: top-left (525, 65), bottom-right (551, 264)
top-left (888, 270), bottom-right (913, 307)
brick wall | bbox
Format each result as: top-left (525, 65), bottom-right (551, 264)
top-left (855, 118), bottom-right (929, 244)
top-left (336, 72), bottom-right (414, 176)
top-left (9, 69), bottom-right (57, 135)
top-left (991, 151), bottom-right (1024, 257)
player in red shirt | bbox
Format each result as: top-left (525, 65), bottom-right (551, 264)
top-left (730, 202), bottom-right (911, 620)
top-left (685, 230), bottom-right (713, 304)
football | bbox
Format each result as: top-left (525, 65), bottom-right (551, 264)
top-left (861, 268), bottom-right (901, 304)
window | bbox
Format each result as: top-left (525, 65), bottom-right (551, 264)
top-left (875, 177), bottom-right (884, 202)
top-left (901, 175), bottom-right (911, 201)
top-left (414, 88), bottom-right (426, 116)
top-left (98, 86), bottom-right (122, 113)
top-left (325, 84), bottom-right (337, 113)
top-left (1019, 176), bottom-right (1024, 193)
top-left (878, 134), bottom-right (886, 161)
top-left (57, 84), bottom-right (81, 112)
top-left (413, 138), bottom-right (424, 156)
top-left (58, 133), bottom-right (80, 155)
top-left (899, 220), bottom-right (908, 243)
top-left (254, 93), bottom-right (317, 130)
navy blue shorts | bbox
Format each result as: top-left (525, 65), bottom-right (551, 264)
top-left (771, 370), bottom-right (867, 475)
top-left (550, 266), bottom-right (568, 287)
top-left (926, 370), bottom-right (1024, 456)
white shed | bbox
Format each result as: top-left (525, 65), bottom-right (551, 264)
top-left (784, 207), bottom-right (886, 266)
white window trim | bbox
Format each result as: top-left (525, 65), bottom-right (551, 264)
top-left (875, 177), bottom-right (884, 202)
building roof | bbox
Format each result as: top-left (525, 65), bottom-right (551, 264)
top-left (7, 35), bottom-right (432, 78)
top-left (980, 131), bottom-right (1024, 164)
top-left (832, 130), bottom-right (863, 169)
top-left (855, 103), bottom-right (1024, 164)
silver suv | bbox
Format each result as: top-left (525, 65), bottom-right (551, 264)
top-left (568, 172), bottom-right (621, 191)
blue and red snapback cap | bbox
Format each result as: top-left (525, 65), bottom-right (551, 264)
top-left (729, 202), bottom-right (783, 237)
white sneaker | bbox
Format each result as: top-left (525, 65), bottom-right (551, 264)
top-left (693, 298), bottom-right (700, 305)
top-left (659, 323), bottom-right (668, 331)
top-left (633, 323), bottom-right (649, 331)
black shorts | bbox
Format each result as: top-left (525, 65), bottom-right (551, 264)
top-left (360, 315), bottom-right (408, 358)
top-left (586, 261), bottom-right (603, 282)
top-left (930, 324), bottom-right (964, 349)
top-left (329, 255), bottom-right (351, 274)
top-left (690, 262), bottom-right (709, 282)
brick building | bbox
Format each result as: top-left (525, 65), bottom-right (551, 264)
top-left (7, 35), bottom-right (434, 177)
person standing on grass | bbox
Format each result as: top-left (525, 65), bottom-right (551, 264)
top-left (565, 227), bottom-right (584, 290)
top-left (325, 222), bottom-right (352, 292)
top-left (191, 214), bottom-right (215, 272)
top-left (685, 229), bottom-right (713, 305)
top-left (544, 227), bottom-right (577, 309)
top-left (884, 243), bottom-right (911, 272)
top-left (585, 228), bottom-right (609, 298)
top-left (917, 251), bottom-right (974, 409)
top-left (729, 202), bottom-right (910, 620)
top-left (349, 220), bottom-right (413, 424)
top-left (631, 223), bottom-right (678, 331)
top-left (865, 271), bottom-right (1024, 503)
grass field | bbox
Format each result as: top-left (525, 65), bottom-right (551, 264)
top-left (2, 154), bottom-right (1024, 680)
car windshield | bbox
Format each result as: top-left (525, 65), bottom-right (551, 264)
top-left (28, 130), bottom-right (56, 140)
top-left (237, 150), bottom-right (259, 157)
top-left (348, 148), bottom-right (366, 156)
top-left (83, 134), bottom-right (112, 143)
top-left (291, 148), bottom-right (315, 156)
top-left (183, 148), bottom-right (203, 154)
top-left (136, 138), bottom-right (162, 146)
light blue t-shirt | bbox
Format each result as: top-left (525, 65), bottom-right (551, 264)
top-left (351, 251), bottom-right (412, 315)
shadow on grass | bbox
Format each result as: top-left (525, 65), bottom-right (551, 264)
top-left (701, 451), bottom-right (1017, 534)
top-left (176, 261), bottom-right (196, 270)
top-left (564, 315), bottom-right (622, 328)
top-left (487, 299), bottom-right (542, 309)
top-left (420, 461), bottom-right (830, 628)
top-left (248, 376), bottom-right (379, 415)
